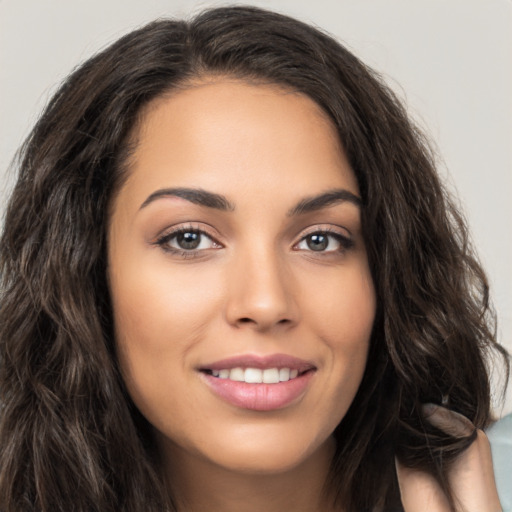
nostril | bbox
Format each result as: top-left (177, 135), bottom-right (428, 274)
top-left (235, 316), bottom-right (292, 329)
top-left (235, 316), bottom-right (293, 328)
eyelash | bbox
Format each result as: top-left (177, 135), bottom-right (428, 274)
top-left (154, 225), bottom-right (221, 259)
top-left (295, 227), bottom-right (354, 254)
top-left (154, 225), bottom-right (354, 258)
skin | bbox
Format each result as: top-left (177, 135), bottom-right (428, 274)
top-left (396, 405), bottom-right (502, 512)
top-left (107, 78), bottom-right (502, 511)
top-left (108, 79), bottom-right (375, 511)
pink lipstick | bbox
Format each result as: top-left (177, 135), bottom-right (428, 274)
top-left (198, 354), bottom-right (316, 411)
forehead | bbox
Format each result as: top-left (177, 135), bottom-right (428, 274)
top-left (117, 78), bottom-right (359, 211)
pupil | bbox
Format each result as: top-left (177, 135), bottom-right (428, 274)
top-left (177, 231), bottom-right (200, 250)
top-left (307, 234), bottom-right (328, 251)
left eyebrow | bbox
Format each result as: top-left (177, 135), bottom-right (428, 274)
top-left (287, 189), bottom-right (362, 216)
top-left (139, 187), bottom-right (235, 211)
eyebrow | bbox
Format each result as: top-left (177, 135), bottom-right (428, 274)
top-left (286, 189), bottom-right (362, 216)
top-left (139, 187), bottom-right (361, 214)
top-left (140, 187), bottom-right (235, 211)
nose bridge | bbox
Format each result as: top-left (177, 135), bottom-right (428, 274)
top-left (225, 238), bottom-right (297, 330)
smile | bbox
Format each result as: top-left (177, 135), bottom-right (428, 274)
top-left (199, 354), bottom-right (316, 411)
top-left (205, 367), bottom-right (300, 383)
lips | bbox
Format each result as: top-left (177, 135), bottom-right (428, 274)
top-left (198, 354), bottom-right (316, 411)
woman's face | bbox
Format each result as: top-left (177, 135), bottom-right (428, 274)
top-left (108, 79), bottom-right (376, 475)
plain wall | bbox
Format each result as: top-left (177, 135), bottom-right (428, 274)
top-left (1, 0), bottom-right (511, 414)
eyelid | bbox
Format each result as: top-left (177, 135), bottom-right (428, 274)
top-left (298, 224), bottom-right (352, 239)
top-left (152, 223), bottom-right (354, 257)
top-left (293, 225), bottom-right (354, 252)
top-left (153, 223), bottom-right (224, 254)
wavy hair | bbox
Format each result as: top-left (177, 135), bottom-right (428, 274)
top-left (0, 6), bottom-right (508, 511)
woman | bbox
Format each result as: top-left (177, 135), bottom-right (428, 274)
top-left (0, 6), bottom-right (508, 511)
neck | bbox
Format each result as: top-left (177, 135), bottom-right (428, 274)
top-left (159, 436), bottom-right (338, 512)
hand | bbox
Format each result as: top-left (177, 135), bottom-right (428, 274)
top-left (395, 404), bottom-right (502, 512)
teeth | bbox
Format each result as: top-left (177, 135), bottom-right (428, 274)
top-left (262, 368), bottom-right (279, 384)
top-left (279, 368), bottom-right (290, 381)
top-left (210, 367), bottom-right (302, 383)
top-left (244, 368), bottom-right (262, 383)
top-left (230, 367), bottom-right (245, 381)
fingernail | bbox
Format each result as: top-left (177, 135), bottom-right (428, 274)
top-left (421, 403), bottom-right (438, 417)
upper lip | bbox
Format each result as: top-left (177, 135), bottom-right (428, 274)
top-left (199, 353), bottom-right (316, 373)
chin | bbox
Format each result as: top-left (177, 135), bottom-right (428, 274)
top-left (214, 446), bottom-right (311, 475)
top-left (185, 424), bottom-right (335, 476)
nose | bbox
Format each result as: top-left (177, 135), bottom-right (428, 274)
top-left (224, 247), bottom-right (299, 332)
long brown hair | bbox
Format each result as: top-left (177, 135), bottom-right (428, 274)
top-left (0, 6), bottom-right (508, 511)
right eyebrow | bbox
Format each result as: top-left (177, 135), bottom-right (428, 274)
top-left (139, 187), bottom-right (235, 211)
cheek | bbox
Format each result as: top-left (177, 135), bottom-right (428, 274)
top-left (109, 262), bottom-right (224, 413)
top-left (306, 261), bottom-right (375, 350)
top-left (305, 264), bottom-right (375, 410)
top-left (111, 260), bottom-right (223, 349)
top-left (333, 271), bottom-right (374, 370)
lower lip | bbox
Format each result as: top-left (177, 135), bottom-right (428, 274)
top-left (201, 371), bottom-right (314, 411)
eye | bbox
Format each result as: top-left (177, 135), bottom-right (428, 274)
top-left (155, 227), bottom-right (221, 254)
top-left (295, 230), bottom-right (353, 253)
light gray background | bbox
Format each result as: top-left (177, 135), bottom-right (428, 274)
top-left (1, 0), bottom-right (511, 414)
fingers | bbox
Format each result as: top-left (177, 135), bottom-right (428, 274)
top-left (397, 405), bottom-right (503, 512)
top-left (396, 457), bottom-right (452, 512)
top-left (445, 428), bottom-right (502, 512)
top-left (421, 403), bottom-right (475, 437)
